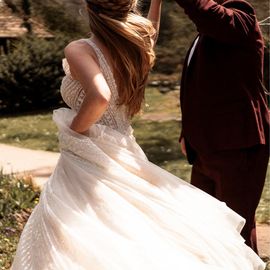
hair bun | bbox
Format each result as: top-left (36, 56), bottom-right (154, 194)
top-left (86, 0), bottom-right (134, 20)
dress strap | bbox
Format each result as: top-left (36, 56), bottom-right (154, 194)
top-left (83, 38), bottom-right (117, 95)
top-left (62, 58), bottom-right (71, 76)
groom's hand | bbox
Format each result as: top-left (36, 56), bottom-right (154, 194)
top-left (180, 138), bottom-right (187, 157)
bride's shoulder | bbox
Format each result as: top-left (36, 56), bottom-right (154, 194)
top-left (64, 39), bottom-right (95, 58)
top-left (64, 39), bottom-right (93, 54)
top-left (63, 39), bottom-right (100, 80)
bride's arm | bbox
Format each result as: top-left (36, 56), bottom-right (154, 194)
top-left (147, 0), bottom-right (162, 43)
top-left (64, 41), bottom-right (111, 135)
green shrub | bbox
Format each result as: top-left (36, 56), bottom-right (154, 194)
top-left (0, 173), bottom-right (40, 268)
top-left (31, 1), bottom-right (87, 37)
top-left (153, 1), bottom-right (197, 75)
top-left (0, 35), bottom-right (68, 114)
top-left (0, 174), bottom-right (39, 219)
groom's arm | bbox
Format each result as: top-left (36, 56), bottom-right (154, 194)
top-left (174, 0), bottom-right (258, 44)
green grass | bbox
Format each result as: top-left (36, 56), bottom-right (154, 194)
top-left (141, 88), bottom-right (181, 119)
top-left (0, 113), bottom-right (59, 152)
top-left (133, 119), bottom-right (192, 181)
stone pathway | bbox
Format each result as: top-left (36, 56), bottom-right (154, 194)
top-left (0, 143), bottom-right (269, 257)
top-left (0, 143), bottom-right (59, 189)
top-left (257, 223), bottom-right (270, 260)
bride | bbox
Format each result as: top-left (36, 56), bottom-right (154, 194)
top-left (12, 0), bottom-right (265, 269)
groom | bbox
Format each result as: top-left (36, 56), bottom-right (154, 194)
top-left (174, 0), bottom-right (270, 252)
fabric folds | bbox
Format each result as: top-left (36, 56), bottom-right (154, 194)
top-left (11, 108), bottom-right (265, 270)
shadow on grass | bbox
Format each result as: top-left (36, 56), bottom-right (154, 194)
top-left (133, 119), bottom-right (192, 181)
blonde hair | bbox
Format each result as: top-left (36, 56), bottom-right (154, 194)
top-left (86, 0), bottom-right (156, 117)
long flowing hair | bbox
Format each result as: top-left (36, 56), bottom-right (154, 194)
top-left (86, 0), bottom-right (156, 116)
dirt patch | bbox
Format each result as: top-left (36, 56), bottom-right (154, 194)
top-left (258, 223), bottom-right (270, 258)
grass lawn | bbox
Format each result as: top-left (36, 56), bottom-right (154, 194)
top-left (0, 88), bottom-right (269, 269)
top-left (0, 113), bottom-right (59, 152)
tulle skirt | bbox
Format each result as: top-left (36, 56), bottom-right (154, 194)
top-left (11, 108), bottom-right (265, 270)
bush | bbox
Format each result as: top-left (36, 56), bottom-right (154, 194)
top-left (0, 35), bottom-right (68, 114)
top-left (31, 1), bottom-right (88, 37)
top-left (0, 173), bottom-right (40, 269)
top-left (153, 1), bottom-right (197, 75)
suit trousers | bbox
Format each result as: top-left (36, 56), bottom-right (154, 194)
top-left (190, 144), bottom-right (269, 253)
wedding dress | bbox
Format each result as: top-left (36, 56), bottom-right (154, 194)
top-left (11, 39), bottom-right (265, 270)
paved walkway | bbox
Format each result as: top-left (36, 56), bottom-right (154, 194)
top-left (0, 143), bottom-right (269, 258)
top-left (0, 143), bottom-right (59, 189)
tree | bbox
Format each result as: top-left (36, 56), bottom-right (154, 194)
top-left (0, 35), bottom-right (68, 114)
top-left (21, 0), bottom-right (32, 33)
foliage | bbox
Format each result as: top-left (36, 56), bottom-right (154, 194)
top-left (0, 35), bottom-right (68, 114)
top-left (4, 0), bottom-right (87, 37)
top-left (143, 0), bottom-right (270, 77)
top-left (21, 0), bottom-right (32, 33)
top-left (0, 174), bottom-right (39, 220)
top-left (21, 0), bottom-right (31, 16)
top-left (1, 0), bottom-right (269, 116)
top-left (140, 0), bottom-right (196, 75)
top-left (0, 173), bottom-right (40, 269)
top-left (30, 0), bottom-right (88, 37)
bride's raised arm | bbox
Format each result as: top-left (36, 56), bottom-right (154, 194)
top-left (147, 0), bottom-right (162, 44)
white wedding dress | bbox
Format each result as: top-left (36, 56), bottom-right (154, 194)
top-left (11, 39), bottom-right (265, 270)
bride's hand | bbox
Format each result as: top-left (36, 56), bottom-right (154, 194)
top-left (180, 138), bottom-right (187, 156)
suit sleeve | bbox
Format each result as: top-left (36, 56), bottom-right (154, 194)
top-left (174, 0), bottom-right (257, 44)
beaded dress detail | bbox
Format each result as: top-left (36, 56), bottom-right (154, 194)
top-left (60, 39), bottom-right (132, 136)
top-left (11, 40), bottom-right (265, 270)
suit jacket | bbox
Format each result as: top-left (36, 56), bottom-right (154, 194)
top-left (175, 0), bottom-right (270, 154)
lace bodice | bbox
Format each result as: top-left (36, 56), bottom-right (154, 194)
top-left (60, 39), bottom-right (131, 136)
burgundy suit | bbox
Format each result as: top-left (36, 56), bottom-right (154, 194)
top-left (175, 0), bottom-right (269, 252)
